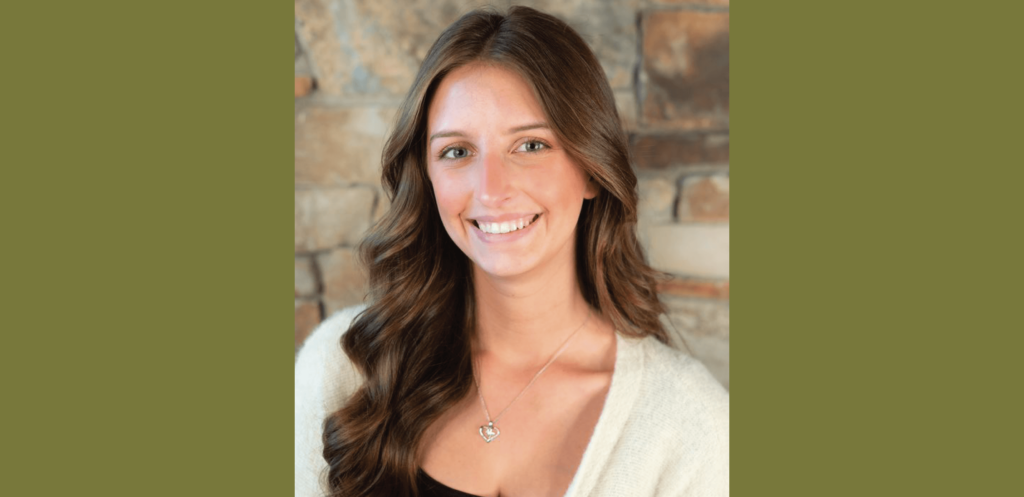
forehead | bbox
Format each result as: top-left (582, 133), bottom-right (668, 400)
top-left (427, 63), bottom-right (547, 132)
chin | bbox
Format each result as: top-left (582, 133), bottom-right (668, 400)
top-left (472, 258), bottom-right (536, 279)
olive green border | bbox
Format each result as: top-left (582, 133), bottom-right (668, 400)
top-left (5, 1), bottom-right (1022, 496)
top-left (735, 1), bottom-right (1022, 495)
top-left (3, 2), bottom-right (293, 495)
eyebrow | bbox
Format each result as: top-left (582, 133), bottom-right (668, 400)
top-left (428, 122), bottom-right (550, 145)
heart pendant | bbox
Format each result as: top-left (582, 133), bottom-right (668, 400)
top-left (479, 422), bottom-right (500, 443)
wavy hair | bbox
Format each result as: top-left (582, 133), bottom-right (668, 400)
top-left (322, 6), bottom-right (667, 496)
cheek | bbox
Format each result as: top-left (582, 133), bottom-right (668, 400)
top-left (430, 173), bottom-right (467, 220)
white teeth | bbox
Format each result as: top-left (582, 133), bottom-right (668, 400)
top-left (476, 215), bottom-right (537, 234)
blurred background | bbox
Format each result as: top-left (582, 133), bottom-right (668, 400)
top-left (294, 0), bottom-right (729, 388)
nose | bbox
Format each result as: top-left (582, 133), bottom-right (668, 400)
top-left (476, 149), bottom-right (513, 207)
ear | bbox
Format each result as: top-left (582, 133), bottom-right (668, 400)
top-left (583, 175), bottom-right (600, 200)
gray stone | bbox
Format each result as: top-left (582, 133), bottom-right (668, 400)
top-left (614, 89), bottom-right (638, 131)
top-left (295, 0), bottom-right (639, 98)
top-left (295, 256), bottom-right (319, 297)
top-left (646, 223), bottom-right (729, 278)
top-left (637, 177), bottom-right (676, 224)
top-left (295, 187), bottom-right (375, 252)
top-left (317, 247), bottom-right (369, 316)
top-left (519, 0), bottom-right (640, 89)
top-left (661, 296), bottom-right (729, 389)
top-left (295, 103), bottom-right (397, 187)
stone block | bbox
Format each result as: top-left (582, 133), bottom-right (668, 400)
top-left (661, 296), bottom-right (729, 389)
top-left (631, 133), bottom-right (729, 170)
top-left (521, 0), bottom-right (641, 89)
top-left (641, 9), bottom-right (729, 129)
top-left (295, 256), bottom-right (319, 297)
top-left (295, 298), bottom-right (322, 350)
top-left (295, 0), bottom-right (347, 95)
top-left (651, 0), bottom-right (729, 6)
top-left (646, 223), bottom-right (729, 278)
top-left (614, 89), bottom-right (638, 131)
top-left (295, 104), bottom-right (397, 187)
top-left (295, 187), bottom-right (375, 252)
top-left (662, 295), bottom-right (729, 339)
top-left (637, 177), bottom-right (676, 223)
top-left (295, 76), bottom-right (314, 98)
top-left (317, 247), bottom-right (369, 316)
top-left (295, 0), bottom-right (639, 97)
top-left (678, 175), bottom-right (729, 222)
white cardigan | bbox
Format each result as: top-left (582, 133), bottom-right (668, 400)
top-left (295, 306), bottom-right (729, 496)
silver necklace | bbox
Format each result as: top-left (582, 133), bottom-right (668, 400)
top-left (472, 309), bottom-right (592, 443)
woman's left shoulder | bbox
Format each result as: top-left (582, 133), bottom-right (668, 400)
top-left (625, 336), bottom-right (730, 495)
top-left (637, 336), bottom-right (729, 411)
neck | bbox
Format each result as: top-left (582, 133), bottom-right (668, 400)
top-left (471, 258), bottom-right (592, 367)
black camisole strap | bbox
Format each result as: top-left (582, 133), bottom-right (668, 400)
top-left (416, 469), bottom-right (485, 497)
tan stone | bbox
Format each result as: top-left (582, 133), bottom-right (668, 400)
top-left (317, 247), bottom-right (369, 316)
top-left (295, 299), bottom-right (322, 350)
top-left (295, 0), bottom-right (348, 96)
top-left (637, 177), bottom-right (676, 223)
top-left (678, 175), bottom-right (729, 222)
top-left (295, 256), bottom-right (318, 297)
top-left (631, 133), bottom-right (729, 169)
top-left (641, 10), bottom-right (729, 129)
top-left (295, 104), bottom-right (397, 187)
top-left (646, 223), bottom-right (729, 278)
top-left (295, 76), bottom-right (314, 98)
top-left (295, 187), bottom-right (375, 252)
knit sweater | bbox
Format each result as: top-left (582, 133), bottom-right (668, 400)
top-left (295, 306), bottom-right (729, 496)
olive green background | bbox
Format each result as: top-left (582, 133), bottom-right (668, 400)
top-left (2, 1), bottom-right (1021, 495)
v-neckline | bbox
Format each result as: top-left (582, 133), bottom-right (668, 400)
top-left (419, 333), bottom-right (646, 497)
top-left (560, 333), bottom-right (645, 497)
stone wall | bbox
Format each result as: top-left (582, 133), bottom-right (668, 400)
top-left (294, 0), bottom-right (729, 388)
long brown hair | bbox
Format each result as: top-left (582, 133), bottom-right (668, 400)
top-left (322, 6), bottom-right (667, 496)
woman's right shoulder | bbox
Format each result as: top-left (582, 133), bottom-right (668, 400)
top-left (294, 305), bottom-right (368, 496)
top-left (295, 304), bottom-right (368, 409)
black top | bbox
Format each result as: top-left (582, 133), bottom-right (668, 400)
top-left (417, 469), bottom-right (484, 497)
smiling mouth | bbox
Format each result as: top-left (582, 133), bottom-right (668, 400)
top-left (472, 214), bottom-right (540, 235)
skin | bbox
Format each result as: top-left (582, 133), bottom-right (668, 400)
top-left (419, 62), bottom-right (618, 496)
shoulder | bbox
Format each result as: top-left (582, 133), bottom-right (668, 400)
top-left (633, 336), bottom-right (729, 443)
top-left (294, 304), bottom-right (367, 497)
top-left (626, 336), bottom-right (730, 494)
top-left (295, 304), bottom-right (368, 407)
top-left (640, 337), bottom-right (729, 418)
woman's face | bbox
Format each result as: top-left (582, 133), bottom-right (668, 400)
top-left (426, 63), bottom-right (597, 279)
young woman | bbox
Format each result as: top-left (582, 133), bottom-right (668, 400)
top-left (295, 6), bottom-right (728, 497)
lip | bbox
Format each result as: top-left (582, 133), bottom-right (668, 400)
top-left (468, 213), bottom-right (541, 243)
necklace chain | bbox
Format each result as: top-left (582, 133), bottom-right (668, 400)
top-left (472, 309), bottom-right (592, 429)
